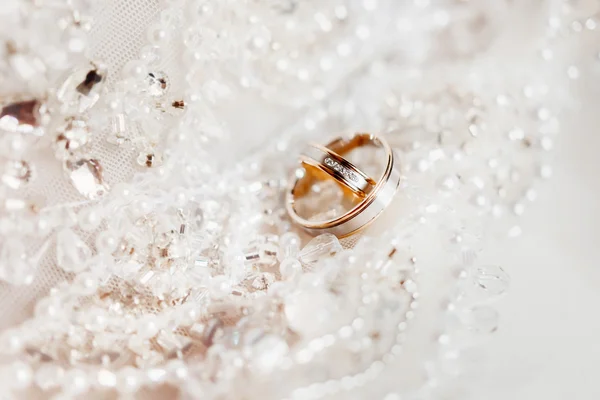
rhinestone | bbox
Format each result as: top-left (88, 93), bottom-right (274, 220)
top-left (55, 118), bottom-right (91, 158)
top-left (146, 71), bottom-right (170, 97)
top-left (64, 158), bottom-right (110, 199)
top-left (0, 99), bottom-right (49, 136)
top-left (57, 62), bottom-right (107, 113)
top-left (137, 151), bottom-right (163, 168)
top-left (1, 160), bottom-right (34, 189)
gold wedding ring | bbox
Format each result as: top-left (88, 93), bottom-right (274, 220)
top-left (286, 133), bottom-right (401, 238)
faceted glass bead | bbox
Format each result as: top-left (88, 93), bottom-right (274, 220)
top-left (64, 158), bottom-right (109, 199)
top-left (140, 45), bottom-right (161, 66)
top-left (472, 265), bottom-right (510, 297)
top-left (1, 160), bottom-right (34, 189)
top-left (279, 258), bottom-right (302, 280)
top-left (461, 306), bottom-right (499, 334)
top-left (251, 272), bottom-right (275, 290)
top-left (56, 229), bottom-right (91, 272)
top-left (107, 114), bottom-right (129, 146)
top-left (145, 71), bottom-right (170, 97)
top-left (298, 233), bottom-right (342, 267)
top-left (55, 118), bottom-right (91, 158)
top-left (277, 232), bottom-right (301, 261)
top-left (57, 62), bottom-right (107, 113)
top-left (137, 151), bottom-right (163, 168)
top-left (0, 99), bottom-right (49, 136)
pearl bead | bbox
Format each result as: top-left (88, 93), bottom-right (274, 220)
top-left (78, 207), bottom-right (102, 231)
top-left (138, 316), bottom-right (160, 339)
top-left (96, 231), bottom-right (118, 254)
top-left (122, 60), bottom-right (148, 81)
top-left (117, 367), bottom-right (141, 393)
top-left (6, 361), bottom-right (32, 389)
top-left (0, 329), bottom-right (23, 354)
top-left (35, 364), bottom-right (64, 390)
top-left (73, 272), bottom-right (98, 295)
top-left (147, 23), bottom-right (170, 45)
top-left (95, 369), bottom-right (117, 388)
top-left (62, 369), bottom-right (89, 394)
top-left (166, 360), bottom-right (189, 381)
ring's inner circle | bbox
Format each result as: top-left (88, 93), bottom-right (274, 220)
top-left (291, 137), bottom-right (387, 222)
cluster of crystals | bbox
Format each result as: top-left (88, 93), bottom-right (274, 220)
top-left (323, 157), bottom-right (360, 183)
top-left (0, 1), bottom-right (115, 285)
top-left (104, 49), bottom-right (187, 169)
top-left (0, 0), bottom-right (595, 399)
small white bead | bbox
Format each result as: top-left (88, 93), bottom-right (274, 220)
top-left (117, 367), bottom-right (141, 393)
top-left (63, 369), bottom-right (89, 394)
top-left (35, 364), bottom-right (64, 390)
top-left (8, 361), bottom-right (33, 389)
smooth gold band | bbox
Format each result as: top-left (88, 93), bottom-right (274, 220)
top-left (286, 133), bottom-right (401, 238)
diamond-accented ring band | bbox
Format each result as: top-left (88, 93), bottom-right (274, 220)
top-left (299, 143), bottom-right (377, 197)
top-left (287, 133), bottom-right (401, 238)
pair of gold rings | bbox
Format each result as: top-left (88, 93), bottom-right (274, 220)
top-left (286, 133), bottom-right (401, 238)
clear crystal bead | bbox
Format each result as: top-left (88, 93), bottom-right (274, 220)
top-left (64, 158), bottom-right (109, 199)
top-left (56, 229), bottom-right (91, 272)
top-left (57, 62), bottom-right (107, 113)
top-left (299, 233), bottom-right (342, 267)
top-left (472, 265), bottom-right (510, 297)
top-left (106, 114), bottom-right (129, 146)
top-left (136, 151), bottom-right (163, 168)
top-left (34, 364), bottom-right (64, 391)
top-left (250, 334), bottom-right (289, 373)
top-left (1, 160), bottom-right (34, 189)
top-left (145, 71), bottom-right (170, 97)
top-left (277, 232), bottom-right (301, 261)
top-left (460, 306), bottom-right (499, 334)
top-left (0, 239), bottom-right (35, 285)
top-left (279, 258), bottom-right (302, 280)
top-left (252, 272), bottom-right (275, 290)
top-left (0, 99), bottom-right (49, 136)
top-left (55, 118), bottom-right (90, 159)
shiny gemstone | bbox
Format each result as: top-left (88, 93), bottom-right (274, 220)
top-left (145, 71), bottom-right (169, 97)
top-left (1, 160), bottom-right (34, 189)
top-left (298, 233), bottom-right (342, 267)
top-left (56, 229), bottom-right (91, 272)
top-left (0, 99), bottom-right (49, 136)
top-left (64, 158), bottom-right (109, 199)
top-left (55, 118), bottom-right (90, 158)
top-left (106, 114), bottom-right (129, 146)
top-left (251, 272), bottom-right (275, 290)
top-left (136, 151), bottom-right (163, 168)
top-left (57, 62), bottom-right (107, 113)
top-left (472, 265), bottom-right (510, 297)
